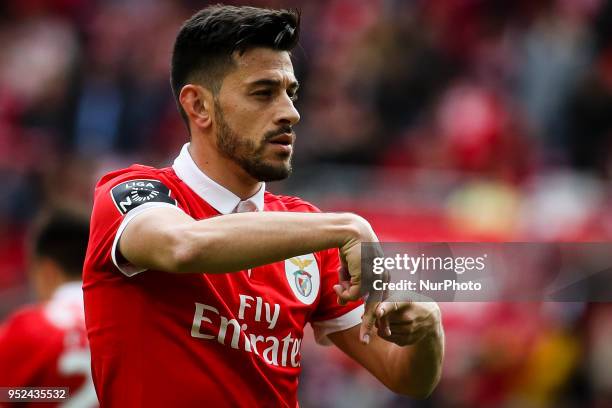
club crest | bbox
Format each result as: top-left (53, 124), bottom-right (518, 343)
top-left (285, 254), bottom-right (319, 304)
top-left (293, 268), bottom-right (312, 297)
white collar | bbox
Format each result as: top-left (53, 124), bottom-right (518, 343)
top-left (51, 281), bottom-right (83, 303)
top-left (45, 281), bottom-right (84, 329)
top-left (172, 143), bottom-right (265, 214)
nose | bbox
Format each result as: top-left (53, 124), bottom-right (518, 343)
top-left (275, 94), bottom-right (301, 127)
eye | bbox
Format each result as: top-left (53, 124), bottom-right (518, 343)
top-left (252, 89), bottom-right (273, 99)
top-left (288, 91), bottom-right (299, 102)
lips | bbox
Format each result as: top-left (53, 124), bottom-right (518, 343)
top-left (267, 133), bottom-right (294, 146)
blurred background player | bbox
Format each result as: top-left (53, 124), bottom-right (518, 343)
top-left (0, 209), bottom-right (97, 407)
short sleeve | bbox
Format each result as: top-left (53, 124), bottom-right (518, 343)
top-left (310, 248), bottom-right (364, 345)
top-left (88, 170), bottom-right (184, 277)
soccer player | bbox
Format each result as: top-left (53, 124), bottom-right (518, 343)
top-left (83, 5), bottom-right (444, 407)
top-left (0, 210), bottom-right (97, 407)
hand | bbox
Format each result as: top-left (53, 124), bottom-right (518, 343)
top-left (361, 298), bottom-right (442, 346)
top-left (333, 215), bottom-right (380, 305)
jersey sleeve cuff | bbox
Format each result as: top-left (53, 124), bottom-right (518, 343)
top-left (111, 202), bottom-right (185, 277)
top-left (311, 304), bottom-right (364, 346)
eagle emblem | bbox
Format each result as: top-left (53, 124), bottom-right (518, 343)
top-left (289, 257), bottom-right (313, 297)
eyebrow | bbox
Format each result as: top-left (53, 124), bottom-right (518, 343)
top-left (248, 78), bottom-right (300, 91)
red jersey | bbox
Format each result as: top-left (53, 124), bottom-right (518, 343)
top-left (83, 144), bottom-right (363, 407)
top-left (0, 282), bottom-right (98, 408)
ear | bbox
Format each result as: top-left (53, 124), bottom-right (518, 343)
top-left (179, 84), bottom-right (214, 131)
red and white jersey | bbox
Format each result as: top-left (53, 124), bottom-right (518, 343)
top-left (83, 143), bottom-right (364, 407)
top-left (0, 282), bottom-right (98, 408)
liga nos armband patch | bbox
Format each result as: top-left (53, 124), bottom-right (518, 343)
top-left (110, 179), bottom-right (177, 214)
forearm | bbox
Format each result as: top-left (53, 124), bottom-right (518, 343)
top-left (388, 323), bottom-right (445, 398)
top-left (121, 209), bottom-right (364, 273)
top-left (178, 212), bottom-right (360, 272)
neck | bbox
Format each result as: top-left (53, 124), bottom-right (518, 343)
top-left (188, 139), bottom-right (262, 200)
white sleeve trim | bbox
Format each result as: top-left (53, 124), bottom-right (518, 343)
top-left (111, 202), bottom-right (185, 277)
top-left (311, 304), bottom-right (365, 346)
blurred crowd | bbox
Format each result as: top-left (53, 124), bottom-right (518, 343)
top-left (0, 0), bottom-right (611, 407)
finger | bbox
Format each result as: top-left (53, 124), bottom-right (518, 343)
top-left (333, 281), bottom-right (350, 293)
top-left (333, 284), bottom-right (344, 305)
top-left (339, 283), bottom-right (361, 302)
top-left (381, 268), bottom-right (390, 301)
top-left (378, 314), bottom-right (391, 337)
top-left (333, 282), bottom-right (351, 305)
top-left (336, 261), bottom-right (358, 304)
top-left (374, 242), bottom-right (390, 302)
top-left (367, 242), bottom-right (388, 303)
top-left (359, 300), bottom-right (378, 344)
top-left (338, 264), bottom-right (351, 282)
top-left (375, 303), bottom-right (392, 336)
top-left (385, 302), bottom-right (413, 323)
top-left (335, 282), bottom-right (361, 305)
top-left (376, 300), bottom-right (409, 317)
top-left (370, 278), bottom-right (386, 304)
top-left (375, 302), bottom-right (397, 318)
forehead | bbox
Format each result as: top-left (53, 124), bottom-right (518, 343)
top-left (225, 48), bottom-right (296, 87)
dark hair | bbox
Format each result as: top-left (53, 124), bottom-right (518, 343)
top-left (171, 4), bottom-right (300, 128)
top-left (32, 210), bottom-right (90, 279)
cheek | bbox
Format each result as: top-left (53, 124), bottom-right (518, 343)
top-left (219, 94), bottom-right (271, 141)
top-left (231, 109), bottom-right (268, 140)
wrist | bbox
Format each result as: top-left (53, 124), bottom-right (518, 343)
top-left (328, 213), bottom-right (365, 247)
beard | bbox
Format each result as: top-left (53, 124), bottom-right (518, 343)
top-left (214, 101), bottom-right (293, 182)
